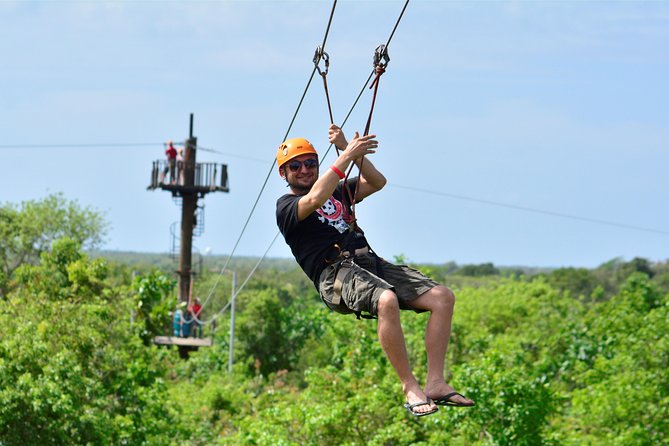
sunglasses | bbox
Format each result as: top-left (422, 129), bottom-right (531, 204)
top-left (287, 158), bottom-right (319, 172)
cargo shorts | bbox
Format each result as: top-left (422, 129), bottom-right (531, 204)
top-left (318, 252), bottom-right (439, 317)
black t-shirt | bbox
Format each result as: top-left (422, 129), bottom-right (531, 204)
top-left (276, 179), bottom-right (369, 287)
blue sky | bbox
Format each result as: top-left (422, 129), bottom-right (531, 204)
top-left (2, 0), bottom-right (667, 267)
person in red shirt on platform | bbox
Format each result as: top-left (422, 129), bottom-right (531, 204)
top-left (162, 140), bottom-right (178, 184)
top-left (190, 298), bottom-right (203, 338)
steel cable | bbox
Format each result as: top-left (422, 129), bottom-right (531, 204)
top-left (219, 1), bottom-right (415, 324)
top-left (198, 0), bottom-right (339, 317)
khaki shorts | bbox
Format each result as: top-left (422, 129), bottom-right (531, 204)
top-left (318, 253), bottom-right (439, 317)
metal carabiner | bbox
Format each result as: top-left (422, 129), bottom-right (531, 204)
top-left (373, 44), bottom-right (390, 69)
top-left (313, 46), bottom-right (330, 76)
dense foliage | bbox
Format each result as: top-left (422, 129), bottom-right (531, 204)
top-left (1, 196), bottom-right (667, 445)
top-left (0, 239), bottom-right (180, 445)
top-left (0, 193), bottom-right (107, 298)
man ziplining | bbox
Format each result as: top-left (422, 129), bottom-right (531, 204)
top-left (275, 124), bottom-right (474, 417)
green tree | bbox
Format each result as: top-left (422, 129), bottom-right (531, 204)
top-left (0, 193), bottom-right (107, 297)
top-left (544, 267), bottom-right (599, 301)
top-left (593, 257), bottom-right (656, 298)
top-left (236, 287), bottom-right (326, 376)
top-left (458, 262), bottom-right (500, 277)
top-left (559, 274), bottom-right (669, 445)
top-left (0, 238), bottom-right (185, 445)
top-left (453, 355), bottom-right (555, 446)
top-left (132, 270), bottom-right (177, 345)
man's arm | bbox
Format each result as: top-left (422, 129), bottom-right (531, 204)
top-left (328, 124), bottom-right (386, 201)
top-left (297, 128), bottom-right (378, 221)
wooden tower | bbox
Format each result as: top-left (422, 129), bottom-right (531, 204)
top-left (148, 114), bottom-right (229, 356)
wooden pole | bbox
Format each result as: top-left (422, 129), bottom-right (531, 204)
top-left (178, 113), bottom-right (197, 305)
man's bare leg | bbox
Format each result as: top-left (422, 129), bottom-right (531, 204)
top-left (376, 290), bottom-right (437, 414)
top-left (412, 286), bottom-right (474, 405)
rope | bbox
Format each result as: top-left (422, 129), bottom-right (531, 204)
top-left (341, 0), bottom-right (410, 229)
top-left (341, 62), bottom-right (384, 226)
top-left (195, 231), bottom-right (281, 326)
top-left (388, 183), bottom-right (669, 237)
top-left (384, 0), bottom-right (410, 50)
top-left (202, 1), bottom-right (412, 317)
top-left (319, 70), bottom-right (376, 162)
top-left (0, 143), bottom-right (163, 149)
top-left (314, 0), bottom-right (338, 149)
top-left (197, 0), bottom-right (339, 316)
top-left (347, 56), bottom-right (388, 220)
top-left (196, 145), bottom-right (268, 163)
top-left (315, 48), bottom-right (336, 126)
top-left (197, 0), bottom-right (409, 327)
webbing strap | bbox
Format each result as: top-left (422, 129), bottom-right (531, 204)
top-left (365, 45), bottom-right (390, 136)
top-left (332, 260), bottom-right (351, 305)
top-left (314, 45), bottom-right (358, 229)
top-left (346, 45), bottom-right (389, 225)
top-left (315, 44), bottom-right (390, 233)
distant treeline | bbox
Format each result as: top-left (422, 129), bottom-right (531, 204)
top-left (92, 249), bottom-right (669, 300)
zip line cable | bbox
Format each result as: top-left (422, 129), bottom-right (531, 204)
top-left (0, 141), bottom-right (269, 164)
top-left (235, 233), bottom-right (282, 298)
top-left (198, 0), bottom-right (339, 316)
top-left (196, 145), bottom-right (268, 164)
top-left (3, 1), bottom-right (345, 326)
top-left (0, 143), bottom-right (160, 149)
top-left (389, 183), bottom-right (669, 236)
top-left (200, 0), bottom-right (414, 320)
top-left (208, 175), bottom-right (667, 324)
top-left (384, 0), bottom-right (410, 51)
top-left (314, 1), bottom-right (339, 126)
top-left (197, 73), bottom-right (313, 311)
top-left (204, 1), bottom-right (413, 322)
top-left (180, 177), bottom-right (669, 326)
top-left (196, 231), bottom-right (282, 326)
top-left (319, 0), bottom-right (409, 161)
top-left (317, 0), bottom-right (409, 227)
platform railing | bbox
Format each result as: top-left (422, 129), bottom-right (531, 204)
top-left (148, 160), bottom-right (229, 192)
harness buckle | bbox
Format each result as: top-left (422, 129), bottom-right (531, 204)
top-left (324, 243), bottom-right (342, 264)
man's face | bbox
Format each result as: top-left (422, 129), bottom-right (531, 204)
top-left (282, 154), bottom-right (319, 193)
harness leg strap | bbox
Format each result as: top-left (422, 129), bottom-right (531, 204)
top-left (332, 260), bottom-right (352, 305)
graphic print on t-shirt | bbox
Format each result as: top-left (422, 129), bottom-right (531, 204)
top-left (316, 196), bottom-right (349, 233)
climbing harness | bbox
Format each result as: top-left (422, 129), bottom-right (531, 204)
top-left (330, 251), bottom-right (379, 320)
top-left (331, 257), bottom-right (350, 305)
top-left (308, 8), bottom-right (406, 322)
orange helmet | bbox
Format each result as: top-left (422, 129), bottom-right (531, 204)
top-left (276, 137), bottom-right (317, 175)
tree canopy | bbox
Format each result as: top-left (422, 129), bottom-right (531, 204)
top-left (1, 194), bottom-right (667, 445)
top-left (0, 193), bottom-right (107, 297)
